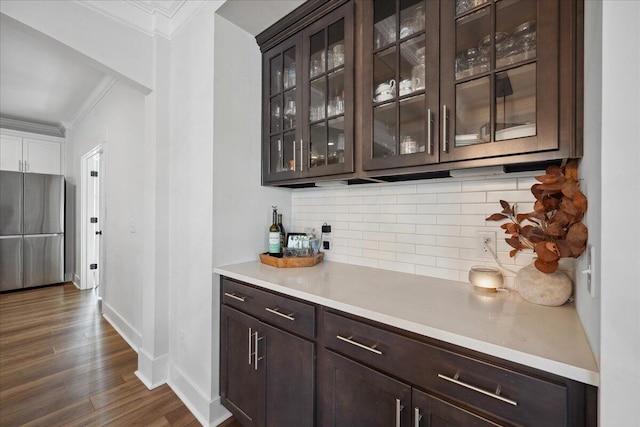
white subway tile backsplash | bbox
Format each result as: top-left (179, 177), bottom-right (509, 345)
top-left (437, 192), bottom-right (486, 204)
top-left (461, 178), bottom-right (517, 192)
top-left (436, 214), bottom-right (487, 226)
top-left (417, 181), bottom-right (461, 194)
top-left (416, 224), bottom-right (460, 236)
top-left (290, 174), bottom-right (540, 283)
top-left (397, 194), bottom-right (437, 204)
top-left (397, 234), bottom-right (437, 246)
top-left (379, 242), bottom-right (415, 254)
top-left (362, 249), bottom-right (396, 261)
top-left (397, 214), bottom-right (437, 224)
top-left (380, 223), bottom-right (416, 233)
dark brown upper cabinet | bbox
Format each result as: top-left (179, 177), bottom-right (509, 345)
top-left (260, 0), bottom-right (354, 185)
top-left (361, 0), bottom-right (441, 171)
top-left (258, 0), bottom-right (582, 185)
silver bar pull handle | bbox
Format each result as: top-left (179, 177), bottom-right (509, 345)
top-left (248, 327), bottom-right (253, 365)
top-left (442, 105), bottom-right (449, 153)
top-left (224, 292), bottom-right (246, 302)
top-left (300, 139), bottom-right (304, 172)
top-left (265, 307), bottom-right (295, 321)
top-left (437, 373), bottom-right (518, 406)
top-left (254, 332), bottom-right (263, 370)
top-left (427, 108), bottom-right (433, 155)
top-left (395, 399), bottom-right (403, 427)
top-left (292, 140), bottom-right (296, 171)
top-left (336, 335), bottom-right (382, 355)
top-left (414, 407), bottom-right (422, 427)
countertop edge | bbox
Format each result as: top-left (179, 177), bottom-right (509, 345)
top-left (213, 265), bottom-right (600, 387)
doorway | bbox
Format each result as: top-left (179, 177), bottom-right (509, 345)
top-left (80, 144), bottom-right (105, 294)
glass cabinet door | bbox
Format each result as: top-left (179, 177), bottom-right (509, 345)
top-left (263, 36), bottom-right (303, 183)
top-left (363, 0), bottom-right (440, 171)
top-left (303, 1), bottom-right (354, 178)
top-left (440, 0), bottom-right (560, 162)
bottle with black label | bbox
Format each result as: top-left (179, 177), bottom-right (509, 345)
top-left (269, 206), bottom-right (280, 256)
top-left (277, 213), bottom-right (286, 253)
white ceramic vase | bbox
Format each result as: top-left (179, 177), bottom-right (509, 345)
top-left (515, 263), bottom-right (572, 306)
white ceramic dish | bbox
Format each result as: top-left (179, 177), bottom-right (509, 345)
top-left (375, 92), bottom-right (394, 102)
top-left (495, 123), bottom-right (536, 141)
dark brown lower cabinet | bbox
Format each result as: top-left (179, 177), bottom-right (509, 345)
top-left (220, 305), bottom-right (314, 427)
top-left (413, 389), bottom-right (505, 427)
top-left (318, 349), bottom-right (412, 426)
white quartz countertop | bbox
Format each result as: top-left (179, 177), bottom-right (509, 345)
top-left (214, 261), bottom-right (599, 386)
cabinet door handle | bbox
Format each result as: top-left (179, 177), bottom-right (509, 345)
top-left (253, 331), bottom-right (263, 370)
top-left (248, 327), bottom-right (253, 365)
top-left (395, 398), bottom-right (403, 427)
top-left (427, 108), bottom-right (433, 155)
top-left (336, 335), bottom-right (382, 355)
top-left (224, 292), bottom-right (246, 302)
top-left (414, 407), bottom-right (422, 427)
top-left (265, 307), bottom-right (295, 321)
top-left (442, 105), bottom-right (449, 153)
top-left (437, 373), bottom-right (518, 406)
top-left (300, 139), bottom-right (304, 172)
top-left (292, 140), bottom-right (296, 171)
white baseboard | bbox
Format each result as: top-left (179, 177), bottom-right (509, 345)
top-left (135, 349), bottom-right (169, 390)
top-left (102, 302), bottom-right (142, 352)
top-left (167, 362), bottom-right (230, 426)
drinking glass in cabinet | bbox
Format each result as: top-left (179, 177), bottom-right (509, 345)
top-left (456, 0), bottom-right (488, 15)
top-left (332, 44), bottom-right (345, 67)
top-left (310, 78), bottom-right (325, 122)
top-left (399, 0), bottom-right (425, 39)
top-left (455, 77), bottom-right (490, 147)
top-left (400, 35), bottom-right (425, 94)
top-left (495, 64), bottom-right (536, 141)
top-left (373, 103), bottom-right (397, 157)
top-left (400, 94), bottom-right (426, 153)
top-left (283, 64), bottom-right (296, 89)
top-left (455, 7), bottom-right (490, 80)
top-left (270, 97), bottom-right (282, 133)
top-left (496, 0), bottom-right (537, 67)
top-left (284, 93), bottom-right (296, 130)
top-left (271, 136), bottom-right (287, 173)
top-left (374, 0), bottom-right (396, 49)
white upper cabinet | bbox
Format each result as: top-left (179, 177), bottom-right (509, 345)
top-left (0, 130), bottom-right (64, 175)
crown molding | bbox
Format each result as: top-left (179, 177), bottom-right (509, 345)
top-left (74, 0), bottom-right (208, 40)
top-left (0, 118), bottom-right (66, 138)
top-left (66, 75), bottom-right (117, 130)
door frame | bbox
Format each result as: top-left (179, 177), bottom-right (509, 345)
top-left (80, 142), bottom-right (106, 291)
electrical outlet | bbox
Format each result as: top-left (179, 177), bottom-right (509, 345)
top-left (477, 231), bottom-right (496, 259)
top-left (179, 329), bottom-right (187, 351)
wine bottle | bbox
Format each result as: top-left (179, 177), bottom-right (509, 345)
top-left (269, 206), bottom-right (280, 256)
top-left (277, 213), bottom-right (286, 253)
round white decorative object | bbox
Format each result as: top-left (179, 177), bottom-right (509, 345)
top-left (516, 263), bottom-right (572, 306)
top-left (468, 266), bottom-right (503, 292)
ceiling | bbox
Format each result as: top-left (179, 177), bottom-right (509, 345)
top-left (0, 0), bottom-right (304, 135)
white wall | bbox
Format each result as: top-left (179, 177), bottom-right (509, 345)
top-left (66, 81), bottom-right (146, 348)
top-left (211, 8), bottom-right (292, 408)
top-left (575, 0), bottom-right (602, 362)
top-left (599, 1), bottom-right (640, 425)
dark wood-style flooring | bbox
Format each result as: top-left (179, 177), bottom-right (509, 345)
top-left (0, 283), bottom-right (203, 426)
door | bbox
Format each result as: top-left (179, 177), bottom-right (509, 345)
top-left (301, 1), bottom-right (355, 178)
top-left (220, 306), bottom-right (265, 427)
top-left (439, 0), bottom-right (559, 162)
top-left (318, 349), bottom-right (412, 426)
top-left (0, 236), bottom-right (23, 291)
top-left (0, 134), bottom-right (22, 172)
top-left (0, 171), bottom-right (23, 235)
top-left (23, 173), bottom-right (64, 235)
top-left (23, 234), bottom-right (64, 288)
top-left (86, 151), bottom-right (102, 290)
top-left (23, 138), bottom-right (61, 174)
top-left (412, 389), bottom-right (504, 427)
top-left (262, 322), bottom-right (314, 427)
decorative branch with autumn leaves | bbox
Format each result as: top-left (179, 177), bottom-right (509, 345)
top-left (486, 160), bottom-right (588, 274)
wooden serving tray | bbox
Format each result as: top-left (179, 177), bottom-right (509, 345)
top-left (259, 252), bottom-right (323, 268)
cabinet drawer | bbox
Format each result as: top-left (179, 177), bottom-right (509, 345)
top-left (222, 278), bottom-right (315, 339)
top-left (323, 310), bottom-right (568, 426)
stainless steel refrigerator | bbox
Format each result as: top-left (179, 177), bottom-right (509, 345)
top-left (0, 171), bottom-right (64, 291)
